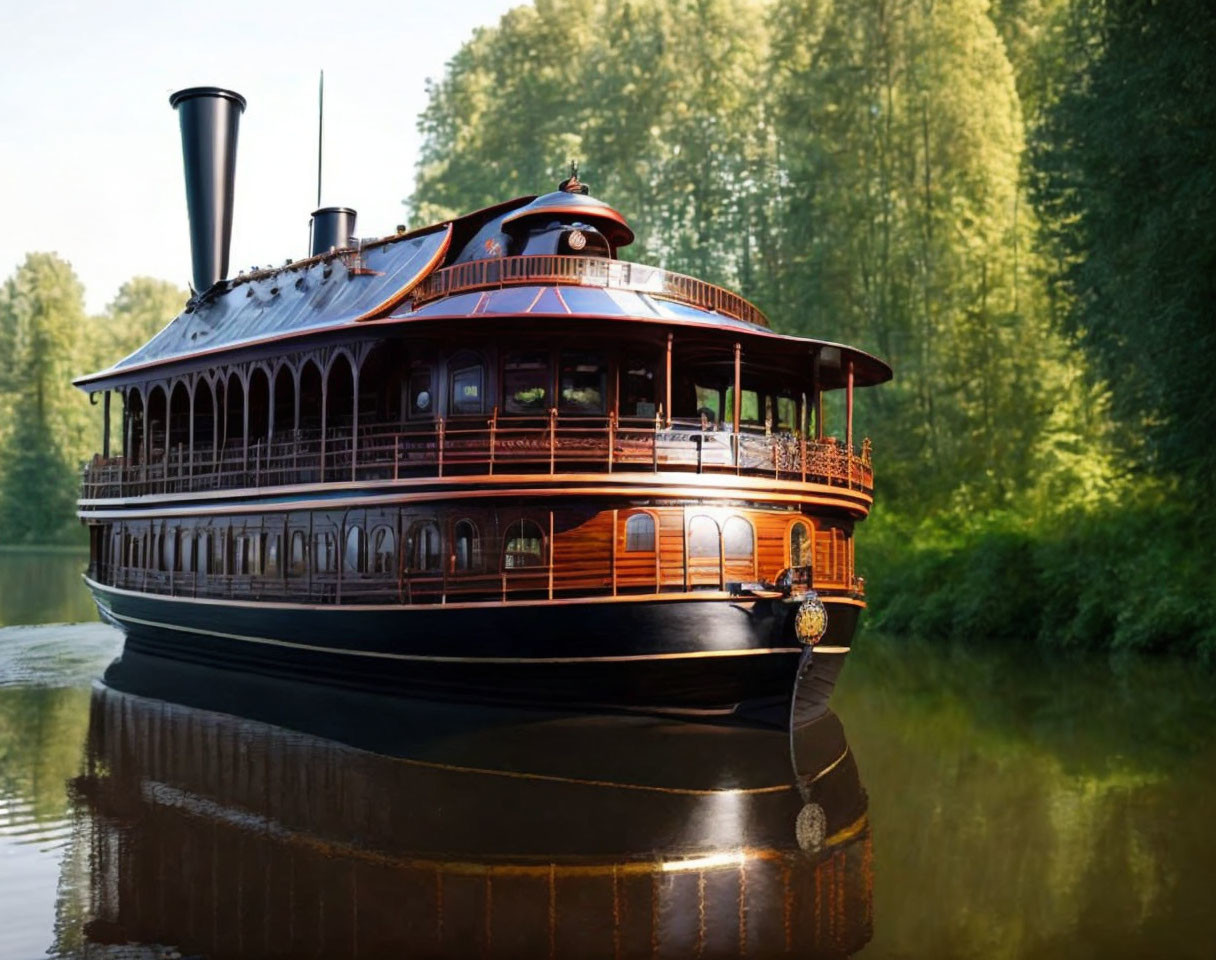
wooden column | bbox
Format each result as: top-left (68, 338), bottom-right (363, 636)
top-left (320, 369), bottom-right (329, 482)
top-left (242, 375), bottom-right (250, 472)
top-left (664, 332), bottom-right (673, 426)
top-left (102, 391), bottom-right (111, 458)
top-left (211, 382), bottom-right (220, 468)
top-left (732, 341), bottom-right (742, 434)
top-left (846, 360), bottom-right (855, 451)
top-left (351, 362), bottom-right (360, 482)
top-left (187, 381), bottom-right (194, 481)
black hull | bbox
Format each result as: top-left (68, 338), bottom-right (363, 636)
top-left (88, 580), bottom-right (859, 713)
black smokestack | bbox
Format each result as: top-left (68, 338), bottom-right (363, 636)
top-left (169, 86), bottom-right (246, 294)
top-left (310, 206), bottom-right (357, 256)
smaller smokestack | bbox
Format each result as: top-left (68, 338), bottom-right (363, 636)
top-left (170, 86), bottom-right (246, 294)
top-left (310, 207), bottom-right (358, 256)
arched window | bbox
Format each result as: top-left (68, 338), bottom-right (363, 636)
top-left (449, 353), bottom-right (484, 415)
top-left (314, 531), bottom-right (336, 573)
top-left (723, 517), bottom-right (754, 559)
top-left (266, 534), bottom-right (282, 577)
top-left (197, 532), bottom-right (210, 575)
top-left (454, 519), bottom-right (481, 572)
top-left (503, 519), bottom-right (545, 569)
top-left (289, 530), bottom-right (307, 575)
top-left (371, 526), bottom-right (396, 574)
top-left (624, 513), bottom-right (655, 552)
top-left (344, 524), bottom-right (366, 574)
top-left (790, 520), bottom-right (811, 568)
top-left (688, 516), bottom-right (720, 558)
top-left (409, 520), bottom-right (442, 571)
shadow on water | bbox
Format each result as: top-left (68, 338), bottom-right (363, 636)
top-left (48, 651), bottom-right (870, 959)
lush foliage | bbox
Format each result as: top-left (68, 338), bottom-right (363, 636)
top-left (0, 256), bottom-right (185, 545)
top-left (410, 0), bottom-right (1214, 654)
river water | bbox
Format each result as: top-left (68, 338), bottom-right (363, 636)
top-left (1, 549), bottom-right (1213, 958)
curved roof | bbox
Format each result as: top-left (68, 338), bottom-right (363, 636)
top-left (391, 286), bottom-right (891, 388)
top-left (77, 227), bottom-right (449, 386)
top-left (501, 190), bottom-right (635, 247)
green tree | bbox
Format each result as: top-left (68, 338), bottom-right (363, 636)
top-left (0, 253), bottom-right (87, 543)
top-left (1031, 0), bottom-right (1216, 492)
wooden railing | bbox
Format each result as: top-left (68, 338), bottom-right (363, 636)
top-left (411, 254), bottom-right (771, 329)
top-left (93, 561), bottom-right (865, 607)
top-left (80, 414), bottom-right (874, 500)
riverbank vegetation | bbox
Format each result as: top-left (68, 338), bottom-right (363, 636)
top-left (0, 262), bottom-right (184, 544)
top-left (0, 0), bottom-right (1209, 654)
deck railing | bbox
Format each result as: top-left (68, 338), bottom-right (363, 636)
top-left (80, 414), bottom-right (873, 500)
top-left (411, 254), bottom-right (771, 329)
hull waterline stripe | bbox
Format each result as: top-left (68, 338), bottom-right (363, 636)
top-left (104, 608), bottom-right (802, 666)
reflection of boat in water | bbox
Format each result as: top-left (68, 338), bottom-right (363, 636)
top-left (65, 653), bottom-right (871, 958)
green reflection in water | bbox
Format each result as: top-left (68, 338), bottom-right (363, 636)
top-left (0, 549), bottom-right (96, 628)
top-left (835, 634), bottom-right (1216, 960)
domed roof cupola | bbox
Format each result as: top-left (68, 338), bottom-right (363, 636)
top-left (502, 162), bottom-right (635, 252)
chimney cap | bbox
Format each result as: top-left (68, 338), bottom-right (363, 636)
top-left (169, 86), bottom-right (247, 111)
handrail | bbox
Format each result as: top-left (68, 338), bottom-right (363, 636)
top-left (411, 254), bottom-right (770, 329)
top-left (80, 416), bottom-right (874, 501)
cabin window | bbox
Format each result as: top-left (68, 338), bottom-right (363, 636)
top-left (723, 388), bottom-right (762, 426)
top-left (559, 353), bottom-right (606, 415)
top-left (409, 369), bottom-right (433, 418)
top-left (233, 535), bottom-right (248, 575)
top-left (266, 534), bottom-right (282, 577)
top-left (624, 514), bottom-right (655, 552)
top-left (688, 516), bottom-right (720, 558)
top-left (246, 534), bottom-right (264, 576)
top-left (622, 357), bottom-right (656, 418)
top-left (344, 525), bottom-right (366, 574)
top-left (503, 352), bottom-right (550, 414)
top-left (409, 520), bottom-right (442, 571)
top-left (454, 519), bottom-right (481, 572)
top-left (314, 531), bottom-right (337, 573)
top-left (449, 359), bottom-right (484, 415)
top-left (773, 395), bottom-right (797, 432)
top-left (213, 530), bottom-right (227, 575)
top-left (503, 519), bottom-right (545, 569)
top-left (723, 517), bottom-right (754, 559)
top-left (790, 521), bottom-right (811, 567)
top-left (371, 526), bottom-right (396, 574)
top-left (694, 386), bottom-right (722, 427)
top-left (289, 531), bottom-right (307, 575)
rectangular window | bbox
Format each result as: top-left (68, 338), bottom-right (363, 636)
top-left (622, 357), bottom-right (656, 418)
top-left (450, 365), bottom-right (483, 415)
top-left (503, 352), bottom-right (550, 414)
top-left (559, 353), bottom-right (606, 414)
top-left (408, 369), bottom-right (433, 418)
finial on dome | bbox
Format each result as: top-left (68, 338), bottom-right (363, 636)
top-left (558, 160), bottom-right (589, 195)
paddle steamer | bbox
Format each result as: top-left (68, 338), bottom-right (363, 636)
top-left (75, 87), bottom-right (891, 713)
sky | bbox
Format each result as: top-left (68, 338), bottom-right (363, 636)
top-left (0, 0), bottom-right (520, 312)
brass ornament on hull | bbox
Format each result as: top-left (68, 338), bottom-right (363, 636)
top-left (794, 591), bottom-right (828, 646)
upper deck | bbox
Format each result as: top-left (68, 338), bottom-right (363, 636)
top-left (75, 184), bottom-right (889, 512)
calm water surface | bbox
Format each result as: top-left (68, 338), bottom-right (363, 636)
top-left (0, 549), bottom-right (1213, 958)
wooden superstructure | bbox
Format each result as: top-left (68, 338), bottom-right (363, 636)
top-left (74, 91), bottom-right (890, 712)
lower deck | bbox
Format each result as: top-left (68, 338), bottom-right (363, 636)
top-left (87, 500), bottom-right (861, 607)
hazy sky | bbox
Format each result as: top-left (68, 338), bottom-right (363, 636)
top-left (0, 0), bottom-right (520, 312)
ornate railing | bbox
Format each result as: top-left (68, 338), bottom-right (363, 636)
top-left (411, 254), bottom-right (770, 329)
top-left (80, 414), bottom-right (873, 501)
